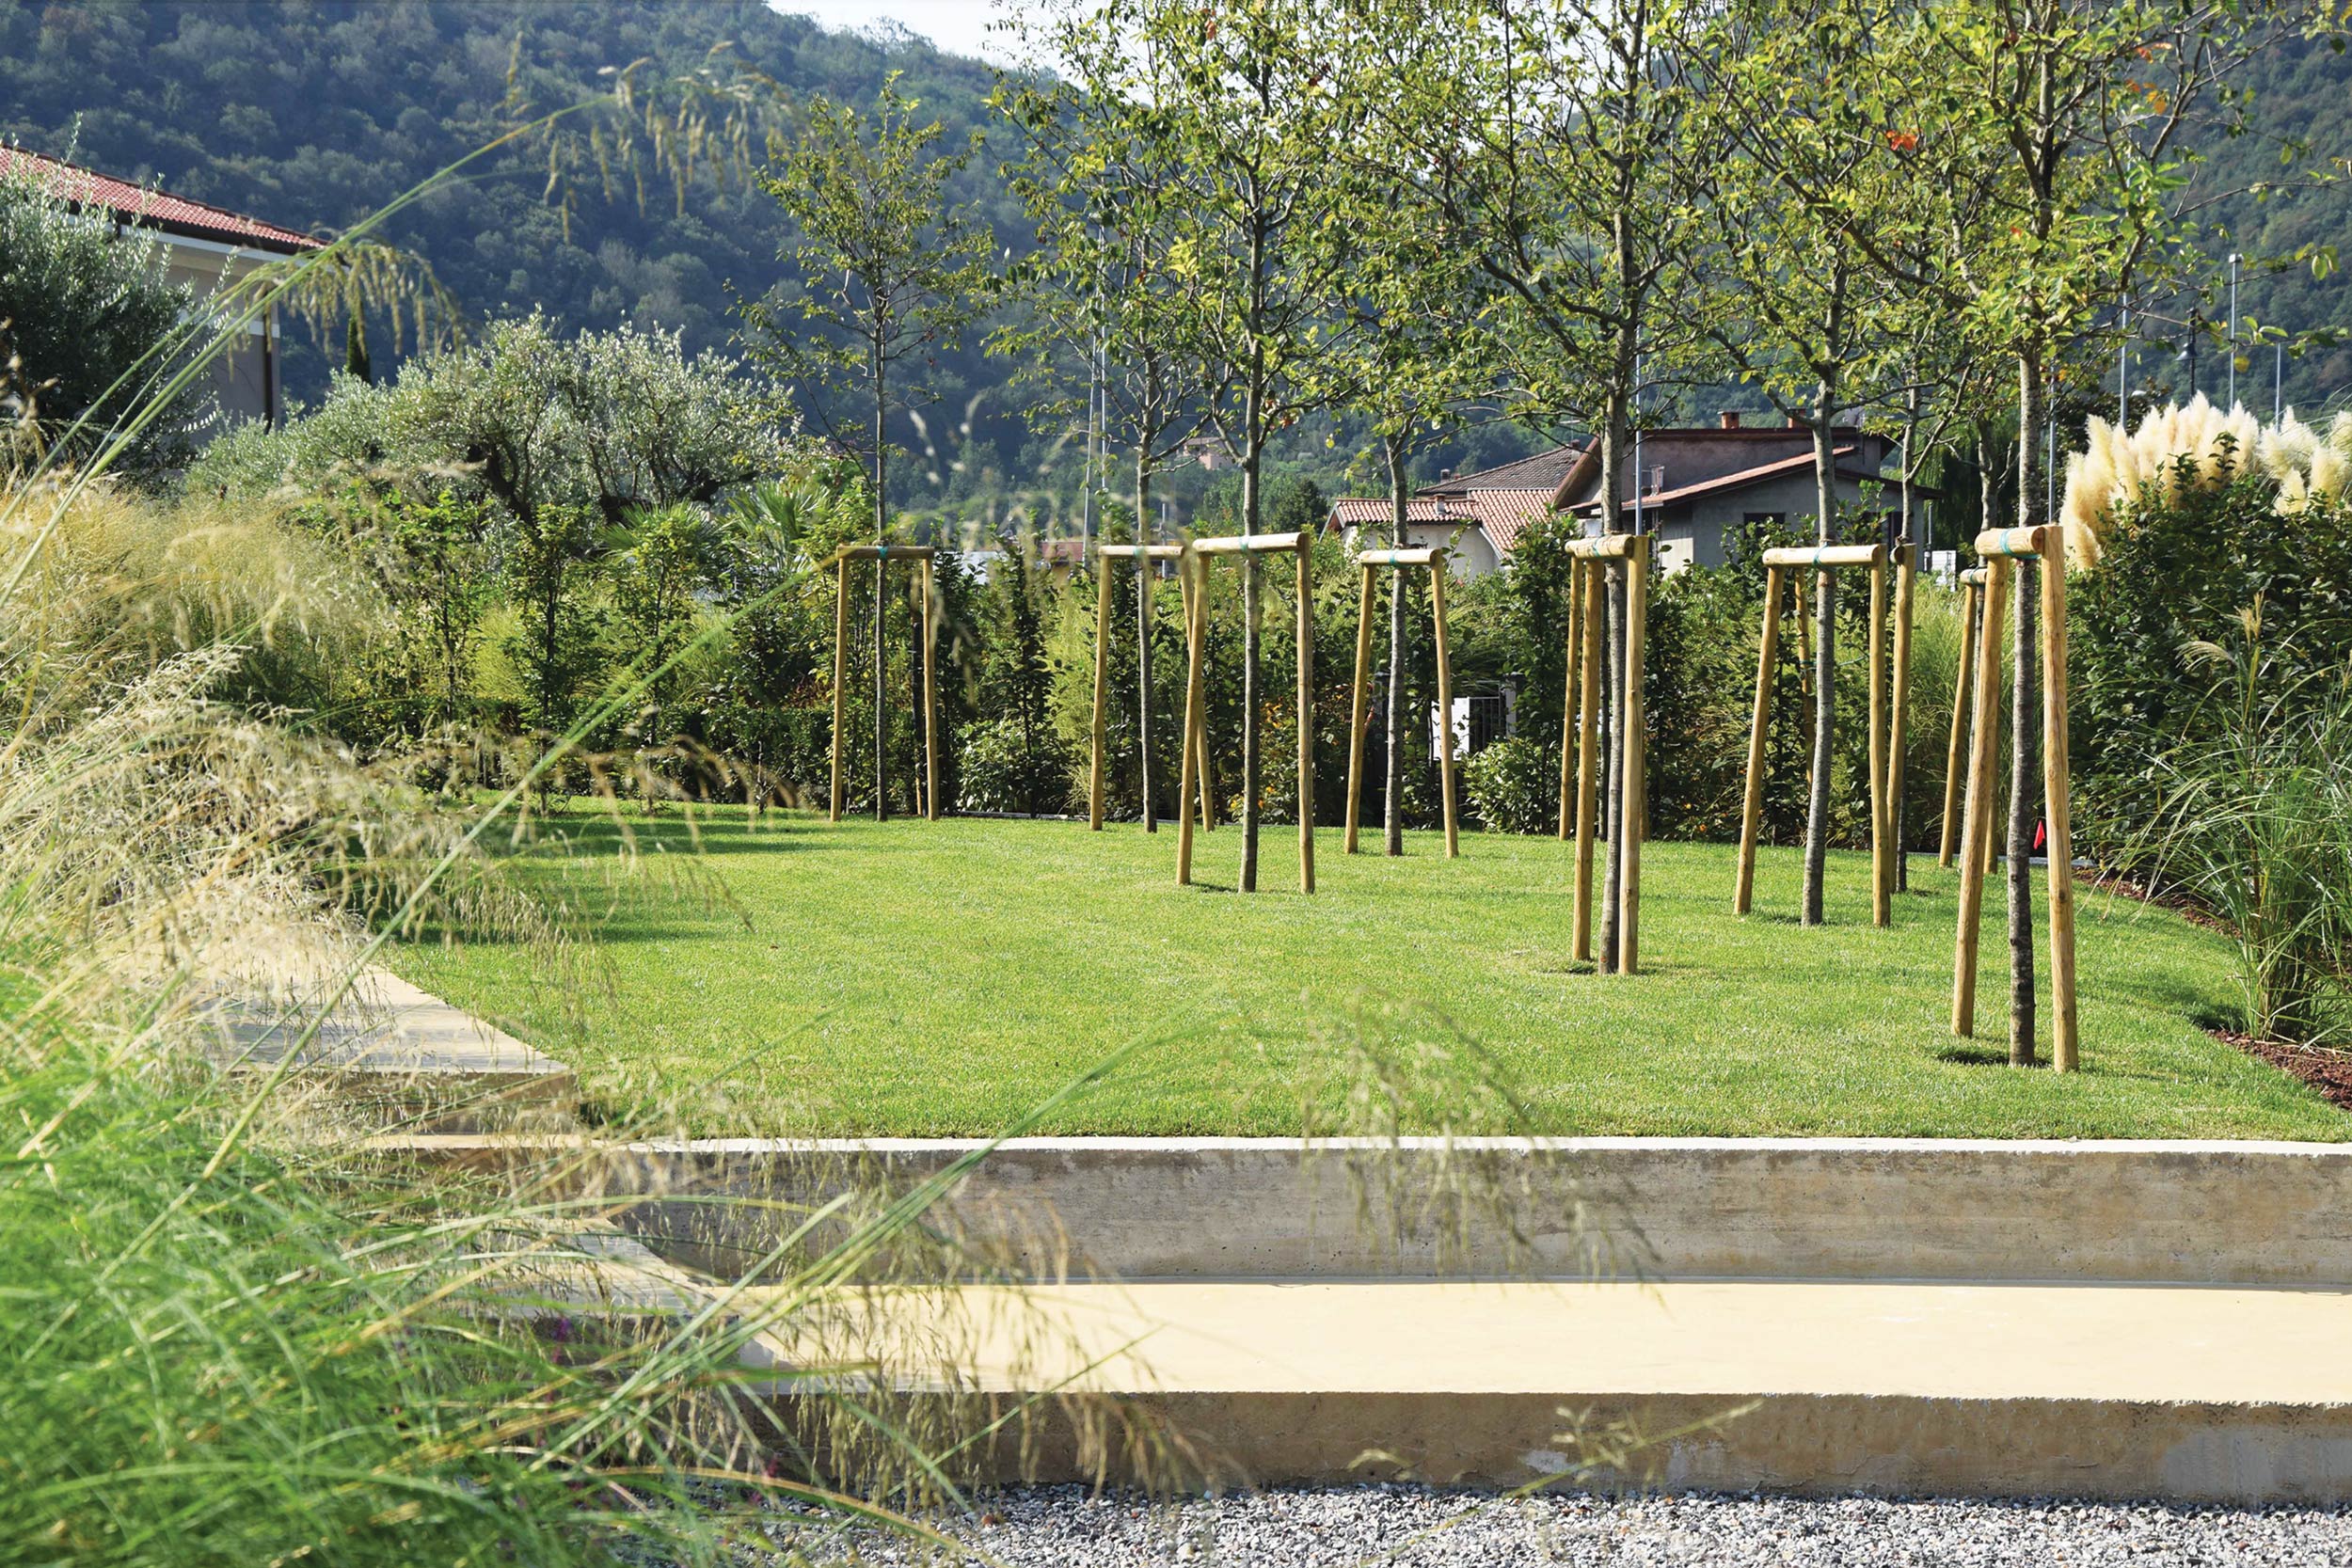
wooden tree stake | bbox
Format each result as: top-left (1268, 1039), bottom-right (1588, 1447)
top-left (1740, 544), bottom-right (1889, 923)
top-left (1296, 536), bottom-right (1316, 894)
top-left (1345, 562), bottom-right (1375, 854)
top-left (2040, 543), bottom-right (2079, 1071)
top-left (1558, 558), bottom-right (1584, 841)
top-left (826, 544), bottom-right (937, 828)
top-left (1735, 563), bottom-right (1785, 914)
top-left (1952, 558), bottom-right (2010, 1036)
top-left (921, 554), bottom-right (939, 821)
top-left (1887, 544), bottom-right (1916, 886)
top-left (1622, 544), bottom-right (1649, 974)
top-left (1565, 533), bottom-right (1647, 972)
top-left (1344, 546), bottom-right (1458, 857)
top-left (829, 555), bottom-right (850, 823)
top-left (1430, 561), bottom-right (1459, 859)
top-left (1177, 551), bottom-right (1207, 886)
top-left (1178, 533), bottom-right (1315, 893)
top-left (1180, 561), bottom-right (1214, 832)
top-left (1952, 529), bottom-right (2080, 1068)
top-left (1939, 572), bottom-right (1985, 867)
top-left (1573, 553), bottom-right (1604, 962)
top-left (1088, 559), bottom-right (1114, 830)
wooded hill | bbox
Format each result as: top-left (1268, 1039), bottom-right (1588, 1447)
top-left (1, 1), bottom-right (2342, 505)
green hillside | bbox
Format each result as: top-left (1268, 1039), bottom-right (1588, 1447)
top-left (2, 1), bottom-right (2341, 490)
top-left (2179, 26), bottom-right (2352, 414)
top-left (0, 0), bottom-right (1045, 495)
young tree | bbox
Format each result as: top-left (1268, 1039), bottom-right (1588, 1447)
top-left (1685, 0), bottom-right (1934, 924)
top-left (740, 74), bottom-right (993, 819)
top-left (1868, 0), bottom-right (2280, 1062)
top-left (998, 23), bottom-right (1214, 829)
top-left (1313, 166), bottom-right (1498, 856)
top-left (1352, 0), bottom-right (1716, 967)
top-left (1047, 0), bottom-right (1366, 889)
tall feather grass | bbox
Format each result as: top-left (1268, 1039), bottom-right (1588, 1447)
top-left (2140, 612), bottom-right (2352, 1045)
top-left (0, 117), bottom-right (1125, 1565)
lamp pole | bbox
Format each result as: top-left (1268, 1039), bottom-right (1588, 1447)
top-left (2226, 253), bottom-right (2240, 407)
top-left (2118, 306), bottom-right (2129, 427)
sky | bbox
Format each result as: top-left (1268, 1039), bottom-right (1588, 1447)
top-left (769, 1), bottom-right (1033, 64)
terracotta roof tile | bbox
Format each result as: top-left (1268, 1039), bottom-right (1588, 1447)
top-left (1571, 448), bottom-right (1860, 514)
top-left (1330, 489), bottom-right (1556, 558)
top-left (1328, 497), bottom-right (1453, 528)
top-left (1, 147), bottom-right (325, 254)
top-left (1422, 443), bottom-right (1585, 495)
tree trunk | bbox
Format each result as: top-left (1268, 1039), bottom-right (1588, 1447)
top-left (1237, 206), bottom-right (1268, 893)
top-left (872, 352), bottom-right (889, 824)
top-left (1597, 378), bottom-right (1629, 973)
top-left (1383, 434), bottom-right (1408, 856)
top-left (1240, 396), bottom-right (1263, 895)
top-left (2009, 355), bottom-right (2043, 1065)
top-left (1136, 436), bottom-right (1156, 832)
top-left (1802, 376), bottom-right (1838, 926)
top-left (1895, 385), bottom-right (1917, 893)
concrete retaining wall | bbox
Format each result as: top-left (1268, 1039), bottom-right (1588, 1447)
top-left (401, 1134), bottom-right (2352, 1288)
top-left (931, 1391), bottom-right (2352, 1502)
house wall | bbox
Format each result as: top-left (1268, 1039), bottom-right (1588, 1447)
top-left (1340, 521), bottom-right (1502, 577)
top-left (158, 236), bottom-right (279, 427)
top-left (1637, 471), bottom-right (1880, 575)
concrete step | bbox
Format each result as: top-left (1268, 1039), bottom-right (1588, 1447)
top-left (749, 1277), bottom-right (2352, 1502)
top-left (209, 967), bottom-right (577, 1131)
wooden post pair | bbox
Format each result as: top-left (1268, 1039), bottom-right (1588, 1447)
top-left (1563, 534), bottom-right (1648, 974)
top-left (1176, 531), bottom-right (1315, 894)
top-left (1344, 546), bottom-right (1458, 856)
top-left (1733, 543), bottom-right (1915, 927)
top-left (1088, 543), bottom-right (1210, 832)
top-left (828, 543), bottom-right (938, 823)
top-left (1952, 527), bottom-right (2078, 1071)
top-left (1937, 567), bottom-right (1989, 866)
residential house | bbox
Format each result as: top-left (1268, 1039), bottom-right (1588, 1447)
top-left (1556, 412), bottom-right (1926, 570)
top-left (1327, 453), bottom-right (1563, 576)
top-left (2, 148), bottom-right (325, 428)
top-left (1327, 412), bottom-right (1929, 578)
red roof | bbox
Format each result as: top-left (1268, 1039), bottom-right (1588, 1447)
top-left (1, 147), bottom-right (325, 254)
top-left (1330, 488), bottom-right (1555, 557)
top-left (1328, 497), bottom-right (1454, 529)
top-left (1422, 444), bottom-right (1588, 497)
top-left (1570, 448), bottom-right (1866, 515)
top-left (1442, 489), bottom-right (1551, 553)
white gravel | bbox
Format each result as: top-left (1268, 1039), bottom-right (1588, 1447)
top-left (757, 1484), bottom-right (2352, 1566)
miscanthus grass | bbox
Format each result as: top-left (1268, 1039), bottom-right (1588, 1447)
top-left (0, 118), bottom-right (1125, 1567)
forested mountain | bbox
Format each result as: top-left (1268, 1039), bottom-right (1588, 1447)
top-left (1, 1), bottom-right (2343, 507)
top-left (2178, 27), bottom-right (2352, 413)
top-left (0, 1), bottom-right (1010, 369)
top-left (0, 1), bottom-right (1059, 503)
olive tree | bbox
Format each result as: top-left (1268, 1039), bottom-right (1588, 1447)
top-left (739, 74), bottom-right (993, 819)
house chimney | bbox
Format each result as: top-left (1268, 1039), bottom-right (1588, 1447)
top-left (1787, 413), bottom-right (1805, 429)
top-left (1719, 411), bottom-right (1740, 430)
top-left (1438, 468), bottom-right (1454, 481)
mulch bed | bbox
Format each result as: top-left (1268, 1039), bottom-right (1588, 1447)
top-left (2215, 1030), bottom-right (2352, 1112)
top-left (2087, 871), bottom-right (2352, 1112)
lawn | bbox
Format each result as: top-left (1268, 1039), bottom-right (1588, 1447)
top-left (396, 811), bottom-right (2348, 1141)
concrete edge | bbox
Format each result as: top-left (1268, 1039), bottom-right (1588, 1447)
top-left (371, 1133), bottom-right (2352, 1289)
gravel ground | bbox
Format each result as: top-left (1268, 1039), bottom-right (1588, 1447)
top-left (755, 1484), bottom-right (2352, 1566)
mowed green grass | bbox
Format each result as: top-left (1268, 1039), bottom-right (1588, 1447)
top-left (396, 811), bottom-right (2347, 1140)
